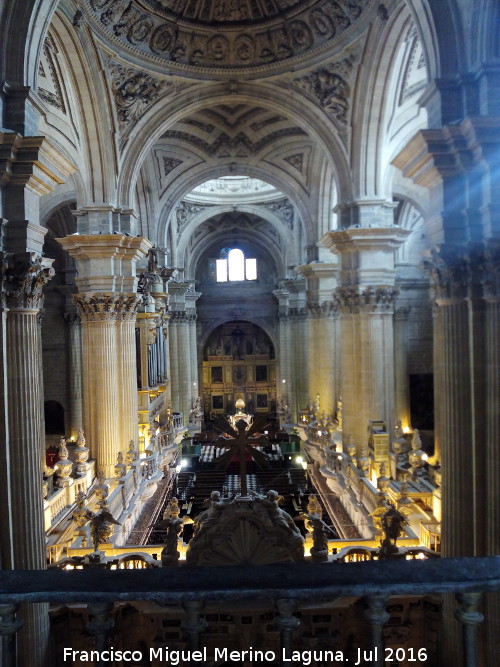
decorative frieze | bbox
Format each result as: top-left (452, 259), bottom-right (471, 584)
top-left (0, 252), bottom-right (54, 310)
top-left (74, 293), bottom-right (140, 322)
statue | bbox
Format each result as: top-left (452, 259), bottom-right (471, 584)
top-left (72, 491), bottom-right (93, 529)
top-left (159, 497), bottom-right (187, 565)
top-left (89, 501), bottom-right (121, 552)
top-left (212, 414), bottom-right (271, 496)
top-left (94, 469), bottom-right (110, 501)
top-left (379, 502), bottom-right (408, 555)
top-left (194, 396), bottom-right (203, 418)
top-left (192, 491), bottom-right (232, 535)
top-left (308, 513), bottom-right (332, 562)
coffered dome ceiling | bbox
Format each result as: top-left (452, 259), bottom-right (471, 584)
top-left (83, 0), bottom-right (373, 76)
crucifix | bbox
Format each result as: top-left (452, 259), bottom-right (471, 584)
top-left (212, 414), bottom-right (271, 496)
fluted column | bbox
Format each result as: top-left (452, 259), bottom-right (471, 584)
top-left (118, 297), bottom-right (141, 449)
top-left (334, 290), bottom-right (363, 450)
top-left (274, 288), bottom-right (293, 417)
top-left (289, 308), bottom-right (308, 417)
top-left (1, 254), bottom-right (54, 667)
top-left (394, 306), bottom-right (411, 430)
top-left (305, 302), bottom-right (338, 417)
top-left (185, 288), bottom-right (201, 410)
top-left (64, 312), bottom-right (83, 440)
top-left (168, 316), bottom-right (180, 411)
top-left (75, 294), bottom-right (126, 477)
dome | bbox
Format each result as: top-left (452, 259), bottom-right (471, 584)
top-left (82, 0), bottom-right (373, 76)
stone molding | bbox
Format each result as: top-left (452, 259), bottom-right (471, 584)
top-left (0, 252), bottom-right (54, 310)
top-left (74, 293), bottom-right (141, 322)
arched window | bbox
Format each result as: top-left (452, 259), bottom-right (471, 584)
top-left (216, 248), bottom-right (257, 282)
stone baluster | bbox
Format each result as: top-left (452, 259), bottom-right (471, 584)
top-left (275, 599), bottom-right (300, 666)
top-left (455, 593), bottom-right (484, 667)
top-left (181, 598), bottom-right (206, 654)
top-left (0, 604), bottom-right (23, 667)
top-left (364, 595), bottom-right (390, 667)
top-left (87, 603), bottom-right (114, 659)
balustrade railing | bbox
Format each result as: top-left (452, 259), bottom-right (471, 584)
top-left (0, 556), bottom-right (498, 667)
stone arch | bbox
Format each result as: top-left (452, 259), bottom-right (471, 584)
top-left (175, 203), bottom-right (295, 275)
top-left (116, 83), bottom-right (352, 211)
top-left (199, 318), bottom-right (278, 359)
top-left (159, 163), bottom-right (315, 253)
top-left (351, 4), bottom-right (429, 200)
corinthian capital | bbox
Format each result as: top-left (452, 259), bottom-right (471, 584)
top-left (0, 252), bottom-right (54, 310)
top-left (74, 293), bottom-right (141, 322)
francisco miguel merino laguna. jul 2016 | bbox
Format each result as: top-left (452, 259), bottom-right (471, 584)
top-left (62, 646), bottom-right (351, 663)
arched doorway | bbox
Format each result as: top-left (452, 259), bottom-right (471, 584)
top-left (202, 321), bottom-right (276, 418)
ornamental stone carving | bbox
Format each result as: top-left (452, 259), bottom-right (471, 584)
top-left (74, 293), bottom-right (141, 322)
top-left (333, 286), bottom-right (397, 312)
top-left (176, 201), bottom-right (207, 235)
top-left (107, 60), bottom-right (167, 131)
top-left (260, 198), bottom-right (294, 229)
top-left (83, 0), bottom-right (371, 74)
top-left (292, 55), bottom-right (355, 124)
top-left (0, 252), bottom-right (54, 310)
top-left (306, 300), bottom-right (338, 318)
top-left (421, 247), bottom-right (469, 301)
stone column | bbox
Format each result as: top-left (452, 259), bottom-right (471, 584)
top-left (185, 288), bottom-right (201, 410)
top-left (0, 132), bottom-right (75, 667)
top-left (393, 306), bottom-right (411, 431)
top-left (168, 316), bottom-right (180, 412)
top-left (117, 296), bottom-right (141, 449)
top-left (334, 289), bottom-right (363, 450)
top-left (1, 253), bottom-right (54, 667)
top-left (75, 293), bottom-right (121, 478)
top-left (58, 234), bottom-right (151, 476)
top-left (323, 228), bottom-right (409, 462)
top-left (298, 263), bottom-right (338, 417)
top-left (64, 312), bottom-right (83, 440)
top-left (274, 288), bottom-right (292, 414)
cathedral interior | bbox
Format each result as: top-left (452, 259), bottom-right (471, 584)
top-left (0, 0), bottom-right (499, 666)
